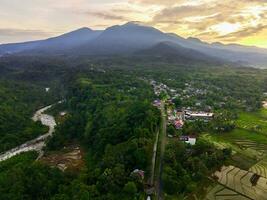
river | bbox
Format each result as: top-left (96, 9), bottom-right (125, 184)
top-left (0, 104), bottom-right (56, 162)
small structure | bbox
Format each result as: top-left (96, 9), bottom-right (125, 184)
top-left (180, 135), bottom-right (197, 145)
top-left (250, 174), bottom-right (260, 186)
top-left (45, 88), bottom-right (50, 92)
top-left (153, 100), bottom-right (161, 107)
top-left (132, 169), bottom-right (145, 180)
top-left (174, 120), bottom-right (184, 129)
top-left (60, 111), bottom-right (67, 116)
top-left (185, 111), bottom-right (214, 121)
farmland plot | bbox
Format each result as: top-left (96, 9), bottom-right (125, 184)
top-left (214, 165), bottom-right (267, 200)
top-left (206, 184), bottom-right (251, 200)
top-left (234, 139), bottom-right (267, 158)
top-left (250, 157), bottom-right (267, 179)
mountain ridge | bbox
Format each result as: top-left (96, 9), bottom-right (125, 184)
top-left (0, 22), bottom-right (266, 68)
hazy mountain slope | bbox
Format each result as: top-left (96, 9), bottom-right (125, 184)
top-left (0, 40), bottom-right (42, 55)
top-left (0, 28), bottom-right (102, 55)
top-left (75, 22), bottom-right (171, 55)
top-left (0, 22), bottom-right (266, 68)
top-left (169, 34), bottom-right (267, 68)
top-left (30, 28), bottom-right (102, 54)
top-left (136, 41), bottom-right (222, 64)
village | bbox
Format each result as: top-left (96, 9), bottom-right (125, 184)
top-left (151, 80), bottom-right (214, 146)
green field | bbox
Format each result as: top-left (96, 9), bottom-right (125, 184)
top-left (202, 108), bottom-right (267, 169)
top-left (236, 109), bottom-right (267, 135)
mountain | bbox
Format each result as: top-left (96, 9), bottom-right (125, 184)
top-left (0, 40), bottom-right (42, 55)
top-left (75, 22), bottom-right (171, 55)
top-left (0, 28), bottom-right (102, 55)
top-left (136, 41), bottom-right (220, 64)
top-left (0, 22), bottom-right (267, 68)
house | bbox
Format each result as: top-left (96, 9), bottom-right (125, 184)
top-left (176, 111), bottom-right (184, 120)
top-left (174, 120), bottom-right (184, 129)
top-left (180, 135), bottom-right (197, 145)
top-left (185, 111), bottom-right (214, 121)
top-left (60, 112), bottom-right (67, 116)
top-left (132, 169), bottom-right (145, 180)
top-left (153, 100), bottom-right (161, 107)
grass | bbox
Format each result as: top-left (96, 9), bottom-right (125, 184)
top-left (203, 108), bottom-right (267, 169)
top-left (236, 108), bottom-right (267, 135)
top-left (210, 108), bottom-right (267, 146)
top-left (217, 128), bottom-right (267, 144)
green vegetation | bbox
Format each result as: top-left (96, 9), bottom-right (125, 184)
top-left (162, 139), bottom-right (231, 199)
top-left (0, 152), bottom-right (74, 200)
top-left (0, 80), bottom-right (53, 152)
top-left (1, 55), bottom-right (267, 199)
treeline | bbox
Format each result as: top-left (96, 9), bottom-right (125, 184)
top-left (0, 80), bottom-right (55, 152)
top-left (0, 56), bottom-right (67, 152)
top-left (0, 152), bottom-right (72, 200)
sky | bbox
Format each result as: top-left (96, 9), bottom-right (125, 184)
top-left (0, 0), bottom-right (267, 48)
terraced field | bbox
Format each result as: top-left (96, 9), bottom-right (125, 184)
top-left (250, 157), bottom-right (267, 179)
top-left (236, 109), bottom-right (267, 135)
top-left (213, 165), bottom-right (267, 200)
top-left (206, 184), bottom-right (251, 200)
top-left (234, 139), bottom-right (267, 158)
top-left (202, 107), bottom-right (267, 162)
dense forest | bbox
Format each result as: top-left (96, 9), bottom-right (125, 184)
top-left (0, 55), bottom-right (267, 199)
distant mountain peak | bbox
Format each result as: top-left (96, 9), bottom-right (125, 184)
top-left (123, 21), bottom-right (143, 26)
top-left (66, 27), bottom-right (93, 34)
top-left (187, 37), bottom-right (203, 43)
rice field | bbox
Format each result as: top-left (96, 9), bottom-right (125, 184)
top-left (204, 108), bottom-right (267, 163)
top-left (236, 109), bottom-right (267, 135)
top-left (206, 184), bottom-right (250, 200)
top-left (212, 165), bottom-right (267, 200)
top-left (205, 108), bottom-right (267, 199)
top-left (250, 157), bottom-right (267, 179)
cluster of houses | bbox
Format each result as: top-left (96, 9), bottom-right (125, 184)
top-left (150, 80), bottom-right (170, 97)
top-left (151, 80), bottom-right (215, 146)
top-left (166, 108), bottom-right (214, 129)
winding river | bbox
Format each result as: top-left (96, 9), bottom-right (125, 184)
top-left (0, 104), bottom-right (56, 162)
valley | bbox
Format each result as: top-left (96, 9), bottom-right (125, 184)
top-left (0, 23), bottom-right (267, 200)
top-left (1, 0), bottom-right (267, 199)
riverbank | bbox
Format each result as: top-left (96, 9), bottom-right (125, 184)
top-left (0, 104), bottom-right (56, 162)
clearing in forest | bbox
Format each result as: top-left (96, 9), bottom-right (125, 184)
top-left (40, 145), bottom-right (84, 171)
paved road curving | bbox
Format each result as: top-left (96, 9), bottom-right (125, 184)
top-left (0, 104), bottom-right (56, 162)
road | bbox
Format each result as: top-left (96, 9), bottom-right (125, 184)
top-left (150, 129), bottom-right (160, 186)
top-left (156, 101), bottom-right (167, 200)
top-left (0, 104), bottom-right (56, 162)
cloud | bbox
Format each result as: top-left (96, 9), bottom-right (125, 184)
top-left (0, 0), bottom-right (266, 46)
top-left (147, 0), bottom-right (267, 43)
top-left (0, 28), bottom-right (51, 37)
top-left (130, 0), bottom-right (185, 5)
top-left (86, 12), bottom-right (128, 21)
top-left (0, 28), bottom-right (52, 44)
top-left (216, 24), bottom-right (267, 41)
